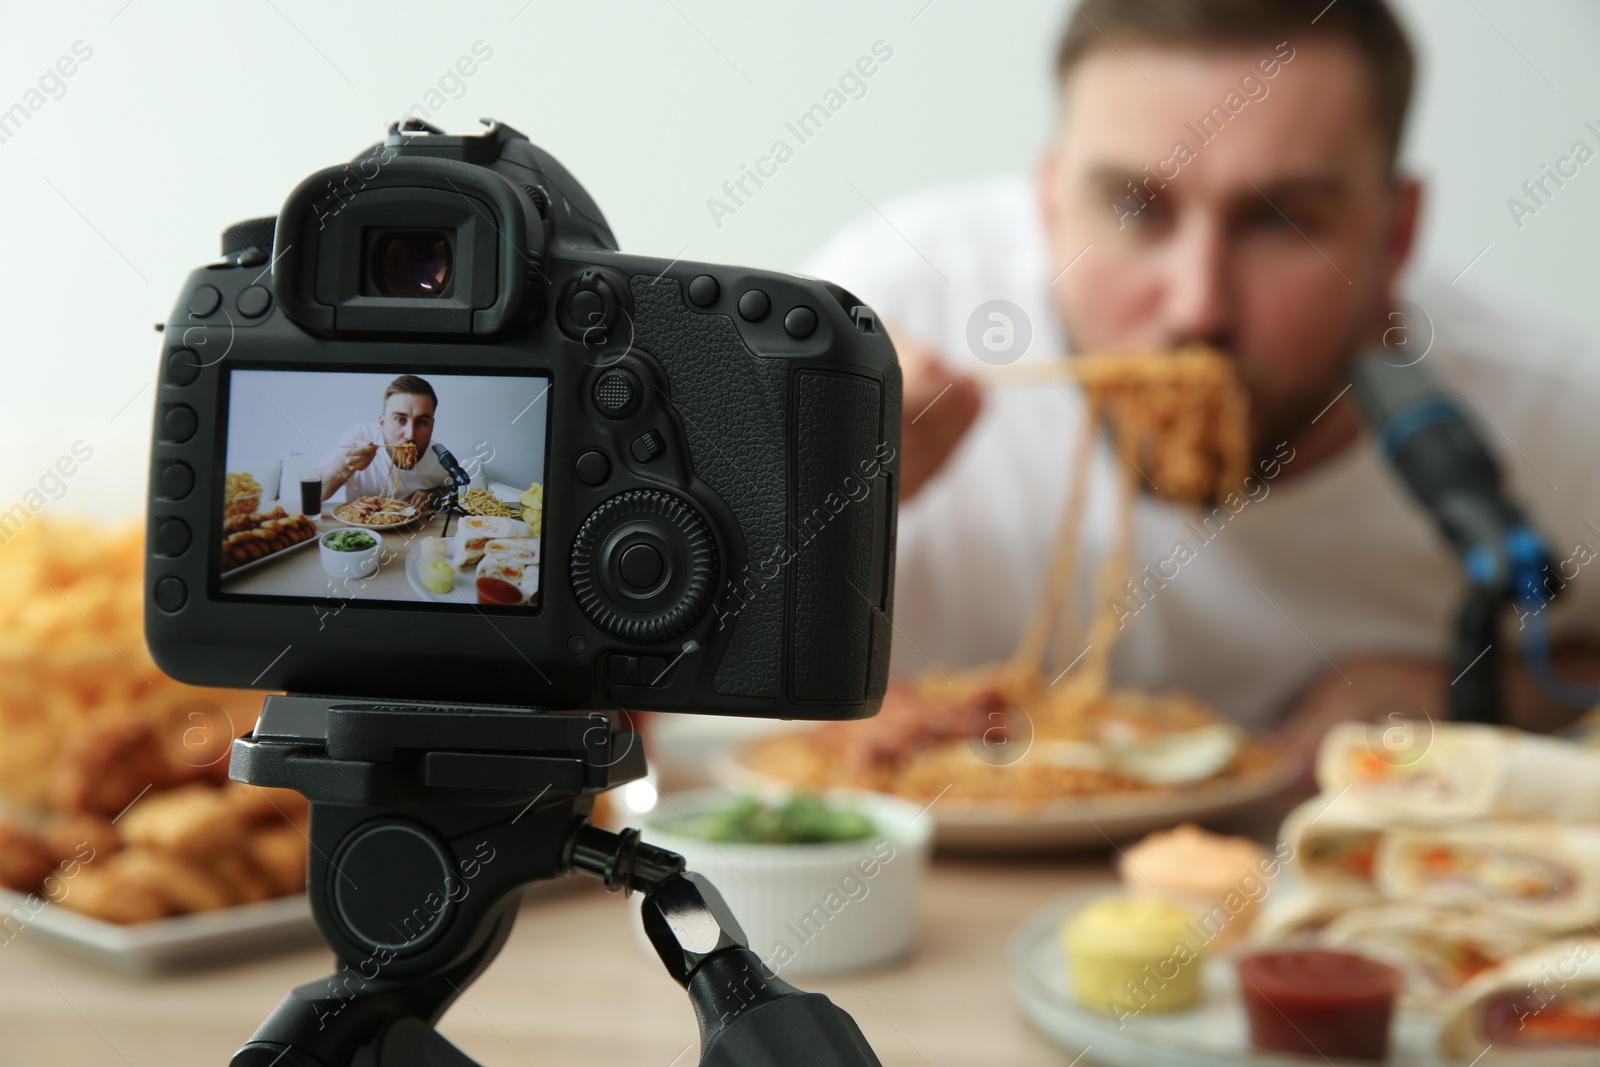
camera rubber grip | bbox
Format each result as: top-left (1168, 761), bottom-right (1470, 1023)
top-left (792, 372), bottom-right (883, 702)
top-left (630, 277), bottom-right (787, 698)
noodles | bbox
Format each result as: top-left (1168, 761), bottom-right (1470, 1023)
top-left (741, 346), bottom-right (1266, 805)
top-left (389, 441), bottom-right (419, 471)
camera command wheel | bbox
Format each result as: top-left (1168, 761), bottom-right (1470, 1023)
top-left (227, 696), bottom-right (882, 1067)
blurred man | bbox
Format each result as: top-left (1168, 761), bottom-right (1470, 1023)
top-left (807, 0), bottom-right (1600, 759)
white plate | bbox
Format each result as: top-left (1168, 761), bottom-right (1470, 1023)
top-left (712, 742), bottom-right (1294, 852)
top-left (0, 889), bottom-right (317, 975)
top-left (403, 540), bottom-right (478, 604)
top-left (328, 502), bottom-right (430, 531)
top-left (1009, 889), bottom-right (1457, 1067)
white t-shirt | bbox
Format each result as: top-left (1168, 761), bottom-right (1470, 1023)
top-left (332, 422), bottom-right (453, 501)
top-left (804, 173), bottom-right (1600, 731)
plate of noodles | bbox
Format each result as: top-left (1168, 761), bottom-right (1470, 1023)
top-left (330, 495), bottom-right (427, 529)
top-left (718, 346), bottom-right (1293, 849)
top-left (713, 678), bottom-right (1293, 851)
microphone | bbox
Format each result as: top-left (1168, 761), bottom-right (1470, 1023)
top-left (1352, 351), bottom-right (1598, 716)
top-left (432, 444), bottom-right (473, 488)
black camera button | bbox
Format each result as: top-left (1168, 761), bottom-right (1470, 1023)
top-left (186, 285), bottom-right (222, 318)
top-left (784, 306), bottom-right (818, 339)
top-left (619, 543), bottom-right (665, 590)
top-left (153, 576), bottom-right (187, 613)
top-left (737, 289), bottom-right (771, 322)
top-left (569, 287), bottom-right (606, 325)
top-left (575, 449), bottom-right (611, 486)
top-left (688, 275), bottom-right (720, 308)
top-left (155, 518), bottom-right (192, 558)
top-left (162, 404), bottom-right (198, 443)
top-left (237, 285), bottom-right (272, 318)
top-left (157, 461), bottom-right (195, 500)
top-left (593, 369), bottom-right (641, 419)
top-left (630, 430), bottom-right (665, 463)
top-left (166, 348), bottom-right (202, 387)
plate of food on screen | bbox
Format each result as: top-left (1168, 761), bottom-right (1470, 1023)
top-left (715, 347), bottom-right (1294, 850)
top-left (404, 511), bottom-right (543, 607)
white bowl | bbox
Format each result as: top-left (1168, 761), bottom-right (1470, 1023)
top-left (320, 528), bottom-right (382, 579)
top-left (635, 787), bottom-right (932, 977)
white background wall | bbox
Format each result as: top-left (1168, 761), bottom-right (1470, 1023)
top-left (223, 369), bottom-right (549, 497)
top-left (2, 0), bottom-right (1596, 517)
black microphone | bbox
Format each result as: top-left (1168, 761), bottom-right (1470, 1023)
top-left (1352, 350), bottom-right (1597, 717)
top-left (432, 444), bottom-right (472, 488)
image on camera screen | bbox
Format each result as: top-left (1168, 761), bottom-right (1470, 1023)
top-left (219, 368), bottom-right (550, 610)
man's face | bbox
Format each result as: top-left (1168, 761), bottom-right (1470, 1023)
top-left (1042, 40), bottom-right (1419, 454)
top-left (380, 392), bottom-right (436, 453)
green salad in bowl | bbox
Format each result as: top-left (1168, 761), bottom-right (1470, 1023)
top-left (322, 529), bottom-right (378, 552)
top-left (654, 793), bottom-right (876, 845)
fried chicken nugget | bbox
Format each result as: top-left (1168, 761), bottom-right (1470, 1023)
top-left (40, 813), bottom-right (120, 866)
top-left (117, 782), bottom-right (244, 857)
top-left (50, 718), bottom-right (180, 816)
top-left (49, 861), bottom-right (170, 924)
top-left (243, 824), bottom-right (308, 896)
top-left (0, 821), bottom-right (55, 893)
top-left (111, 849), bottom-right (235, 913)
top-left (206, 849), bottom-right (276, 904)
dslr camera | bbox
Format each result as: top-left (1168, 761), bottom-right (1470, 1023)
top-left (144, 119), bottom-right (900, 720)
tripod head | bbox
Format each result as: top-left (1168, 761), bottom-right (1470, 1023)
top-left (227, 696), bottom-right (882, 1067)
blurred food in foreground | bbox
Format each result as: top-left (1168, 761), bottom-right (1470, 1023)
top-left (1254, 721), bottom-right (1600, 1060)
top-left (0, 519), bottom-right (308, 923)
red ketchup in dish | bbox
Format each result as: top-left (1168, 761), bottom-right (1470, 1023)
top-left (476, 576), bottom-right (524, 605)
top-left (1237, 949), bottom-right (1401, 1062)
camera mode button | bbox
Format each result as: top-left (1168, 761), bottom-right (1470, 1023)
top-left (186, 286), bottom-right (221, 318)
top-left (237, 286), bottom-right (272, 318)
top-left (162, 404), bottom-right (198, 443)
top-left (153, 576), bottom-right (187, 613)
top-left (688, 275), bottom-right (720, 308)
top-left (575, 449), bottom-right (611, 486)
top-left (156, 519), bottom-right (191, 558)
top-left (158, 461), bottom-right (195, 500)
top-left (166, 349), bottom-right (202, 387)
top-left (737, 289), bottom-right (770, 322)
top-left (784, 306), bottom-right (817, 339)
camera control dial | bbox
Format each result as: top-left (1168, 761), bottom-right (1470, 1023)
top-left (570, 490), bottom-right (716, 644)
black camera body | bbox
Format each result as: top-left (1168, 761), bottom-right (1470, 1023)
top-left (144, 120), bottom-right (900, 720)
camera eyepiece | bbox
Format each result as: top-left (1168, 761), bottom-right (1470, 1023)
top-left (371, 230), bottom-right (452, 296)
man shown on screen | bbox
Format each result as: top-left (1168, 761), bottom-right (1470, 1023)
top-left (322, 375), bottom-right (452, 510)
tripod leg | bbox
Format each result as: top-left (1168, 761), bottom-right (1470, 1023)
top-left (230, 898), bottom-right (517, 1067)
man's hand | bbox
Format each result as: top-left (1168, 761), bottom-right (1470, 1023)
top-left (406, 489), bottom-right (432, 512)
top-left (893, 332), bottom-right (982, 501)
top-left (1277, 643), bottom-right (1600, 782)
top-left (336, 439), bottom-right (379, 478)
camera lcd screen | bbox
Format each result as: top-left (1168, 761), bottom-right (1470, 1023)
top-left (219, 368), bottom-right (550, 611)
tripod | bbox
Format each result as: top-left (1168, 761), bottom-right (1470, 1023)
top-left (227, 696), bottom-right (884, 1067)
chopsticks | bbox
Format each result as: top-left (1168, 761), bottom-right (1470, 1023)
top-left (971, 360), bottom-right (1083, 386)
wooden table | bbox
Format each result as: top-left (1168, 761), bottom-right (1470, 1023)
top-left (0, 857), bottom-right (1118, 1066)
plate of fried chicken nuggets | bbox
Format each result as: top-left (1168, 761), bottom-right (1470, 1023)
top-left (0, 716), bottom-right (315, 971)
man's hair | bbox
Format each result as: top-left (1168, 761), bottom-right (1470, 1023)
top-left (382, 374), bottom-right (438, 410)
top-left (1055, 0), bottom-right (1416, 164)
